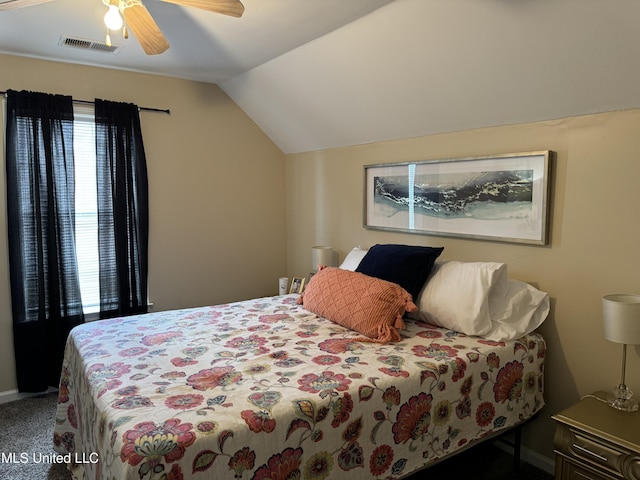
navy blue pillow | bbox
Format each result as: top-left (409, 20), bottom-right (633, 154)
top-left (355, 244), bottom-right (444, 299)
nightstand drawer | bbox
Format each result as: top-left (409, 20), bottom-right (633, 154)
top-left (555, 425), bottom-right (640, 480)
top-left (557, 456), bottom-right (621, 480)
top-left (568, 429), bottom-right (628, 475)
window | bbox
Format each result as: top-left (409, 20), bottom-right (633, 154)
top-left (6, 90), bottom-right (150, 391)
top-left (74, 105), bottom-right (100, 314)
top-left (73, 104), bottom-right (151, 316)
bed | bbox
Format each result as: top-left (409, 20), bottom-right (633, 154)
top-left (53, 245), bottom-right (549, 480)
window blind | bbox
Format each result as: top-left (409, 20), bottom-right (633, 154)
top-left (73, 105), bottom-right (100, 314)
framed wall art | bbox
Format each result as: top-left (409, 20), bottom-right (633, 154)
top-left (363, 151), bottom-right (553, 245)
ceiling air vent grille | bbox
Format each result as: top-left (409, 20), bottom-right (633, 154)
top-left (58, 36), bottom-right (122, 54)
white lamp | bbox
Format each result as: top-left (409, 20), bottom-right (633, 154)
top-left (602, 294), bottom-right (640, 412)
top-left (311, 246), bottom-right (338, 273)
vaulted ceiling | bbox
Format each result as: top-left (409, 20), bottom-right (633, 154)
top-left (2, 0), bottom-right (640, 154)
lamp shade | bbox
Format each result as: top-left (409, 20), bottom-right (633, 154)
top-left (602, 294), bottom-right (640, 345)
top-left (312, 246), bottom-right (337, 271)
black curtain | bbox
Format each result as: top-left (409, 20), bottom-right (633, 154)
top-left (5, 90), bottom-right (84, 392)
top-left (95, 99), bottom-right (149, 318)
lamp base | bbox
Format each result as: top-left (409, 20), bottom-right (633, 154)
top-left (609, 397), bottom-right (639, 412)
top-left (608, 384), bottom-right (639, 412)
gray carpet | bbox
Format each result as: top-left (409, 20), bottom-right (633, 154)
top-left (0, 392), bottom-right (553, 480)
top-left (0, 393), bottom-right (70, 480)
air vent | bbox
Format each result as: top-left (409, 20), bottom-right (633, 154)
top-left (58, 36), bottom-right (122, 54)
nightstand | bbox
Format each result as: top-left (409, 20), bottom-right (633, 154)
top-left (552, 391), bottom-right (640, 480)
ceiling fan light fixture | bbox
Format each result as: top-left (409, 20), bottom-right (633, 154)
top-left (104, 4), bottom-right (123, 31)
top-left (95, 0), bottom-right (243, 55)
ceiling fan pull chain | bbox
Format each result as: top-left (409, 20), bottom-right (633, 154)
top-left (120, 0), bottom-right (127, 38)
top-left (105, 28), bottom-right (112, 47)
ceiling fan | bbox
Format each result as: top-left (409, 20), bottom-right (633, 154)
top-left (0, 0), bottom-right (245, 55)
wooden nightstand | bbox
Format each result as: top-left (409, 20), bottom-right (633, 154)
top-left (552, 391), bottom-right (640, 480)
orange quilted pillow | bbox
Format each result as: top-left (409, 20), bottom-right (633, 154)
top-left (297, 267), bottom-right (417, 343)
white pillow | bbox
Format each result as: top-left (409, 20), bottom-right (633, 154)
top-left (410, 261), bottom-right (508, 337)
top-left (410, 261), bottom-right (549, 341)
top-left (339, 247), bottom-right (368, 271)
top-left (483, 279), bottom-right (549, 341)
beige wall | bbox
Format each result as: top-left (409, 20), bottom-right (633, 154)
top-left (0, 54), bottom-right (287, 392)
top-left (285, 110), bottom-right (640, 461)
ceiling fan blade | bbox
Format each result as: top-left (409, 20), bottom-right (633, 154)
top-left (160, 0), bottom-right (244, 17)
top-left (0, 0), bottom-right (53, 10)
top-left (125, 4), bottom-right (170, 55)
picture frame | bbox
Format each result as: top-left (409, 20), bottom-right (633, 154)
top-left (289, 277), bottom-right (306, 294)
top-left (364, 151), bottom-right (552, 245)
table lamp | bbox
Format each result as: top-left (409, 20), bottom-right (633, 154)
top-left (602, 294), bottom-right (640, 412)
top-left (311, 246), bottom-right (338, 273)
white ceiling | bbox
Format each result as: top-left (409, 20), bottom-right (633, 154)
top-left (3, 0), bottom-right (640, 154)
top-left (0, 0), bottom-right (392, 83)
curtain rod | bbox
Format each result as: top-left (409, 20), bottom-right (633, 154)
top-left (0, 91), bottom-right (170, 115)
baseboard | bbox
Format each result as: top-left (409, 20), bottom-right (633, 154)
top-left (521, 445), bottom-right (555, 475)
top-left (494, 440), bottom-right (555, 475)
top-left (0, 387), bottom-right (58, 405)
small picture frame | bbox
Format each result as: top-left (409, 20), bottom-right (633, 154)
top-left (289, 277), bottom-right (306, 294)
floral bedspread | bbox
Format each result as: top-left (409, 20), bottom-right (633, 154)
top-left (53, 294), bottom-right (546, 480)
